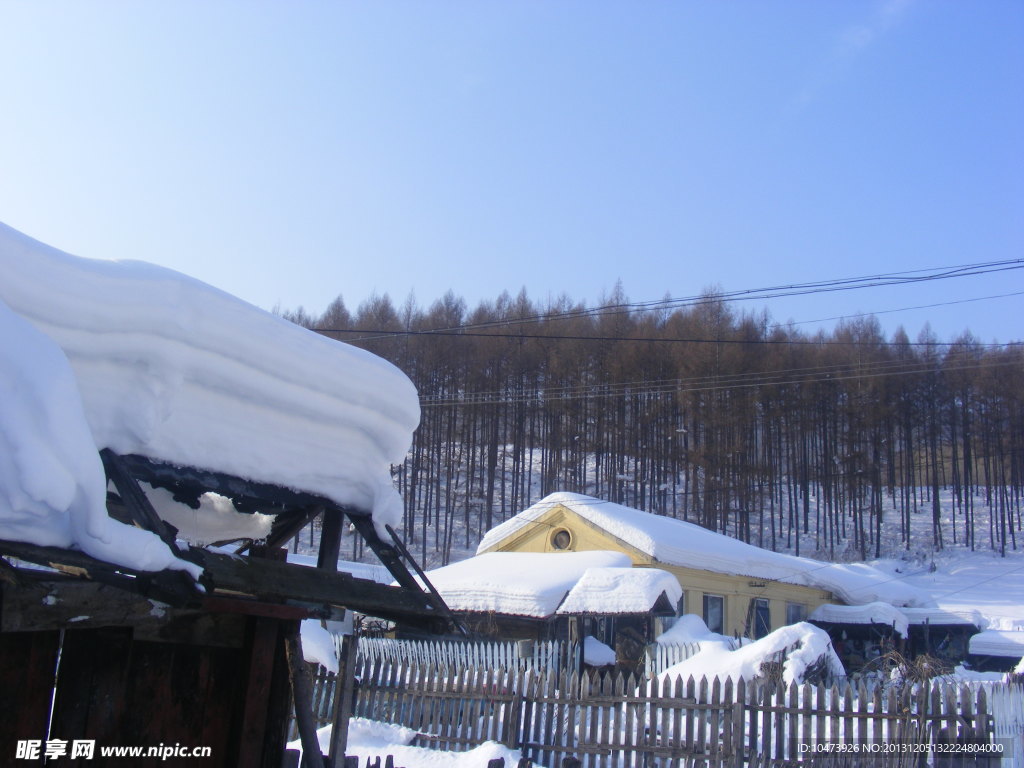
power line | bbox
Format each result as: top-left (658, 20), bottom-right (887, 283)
top-left (312, 259), bottom-right (1023, 346)
top-left (420, 356), bottom-right (1020, 407)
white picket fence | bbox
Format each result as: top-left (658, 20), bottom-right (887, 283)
top-left (351, 636), bottom-right (567, 674)
top-left (985, 681), bottom-right (1024, 765)
top-left (645, 640), bottom-right (738, 678)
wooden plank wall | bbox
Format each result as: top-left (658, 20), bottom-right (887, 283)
top-left (1, 620), bottom-right (292, 768)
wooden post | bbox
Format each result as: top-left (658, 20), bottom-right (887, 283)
top-left (318, 508), bottom-right (344, 572)
top-left (329, 633), bottom-right (358, 763)
top-left (286, 627), bottom-right (326, 768)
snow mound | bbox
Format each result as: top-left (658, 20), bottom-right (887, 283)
top-left (656, 622), bottom-right (844, 687)
top-left (583, 636), bottom-right (616, 667)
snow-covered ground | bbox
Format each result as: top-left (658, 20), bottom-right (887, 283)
top-left (287, 718), bottom-right (538, 768)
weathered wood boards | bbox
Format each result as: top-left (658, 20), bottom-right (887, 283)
top-left (0, 538), bottom-right (450, 632)
top-left (329, 659), bottom-right (1012, 768)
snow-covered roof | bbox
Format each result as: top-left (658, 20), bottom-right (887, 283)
top-left (557, 566), bottom-right (682, 615)
top-left (0, 222), bottom-right (420, 573)
top-left (809, 602), bottom-right (910, 638)
top-left (968, 630), bottom-right (1024, 658)
top-left (479, 492), bottom-right (934, 608)
top-left (420, 551), bottom-right (678, 618)
top-left (900, 607), bottom-right (981, 628)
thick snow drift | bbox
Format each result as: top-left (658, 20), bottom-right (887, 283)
top-left (0, 222), bottom-right (420, 552)
top-left (656, 622), bottom-right (845, 687)
top-left (1, 299), bottom-right (199, 577)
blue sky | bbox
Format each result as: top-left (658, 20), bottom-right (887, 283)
top-left (1, 1), bottom-right (1021, 343)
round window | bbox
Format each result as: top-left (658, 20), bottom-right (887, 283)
top-left (551, 529), bottom-right (572, 550)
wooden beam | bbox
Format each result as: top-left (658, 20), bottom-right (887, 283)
top-left (100, 449), bottom-right (182, 553)
top-left (0, 539), bottom-right (452, 632)
top-left (0, 539), bottom-right (200, 607)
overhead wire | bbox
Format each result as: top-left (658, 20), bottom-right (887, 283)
top-left (319, 258), bottom-right (1023, 343)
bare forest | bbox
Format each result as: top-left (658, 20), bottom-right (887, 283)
top-left (283, 288), bottom-right (1023, 568)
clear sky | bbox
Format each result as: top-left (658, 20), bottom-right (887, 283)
top-left (1, 1), bottom-right (1021, 343)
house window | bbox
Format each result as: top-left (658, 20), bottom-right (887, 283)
top-left (786, 602), bottom-right (806, 625)
top-left (550, 528), bottom-right (572, 550)
top-left (703, 594), bottom-right (724, 634)
top-left (752, 598), bottom-right (771, 639)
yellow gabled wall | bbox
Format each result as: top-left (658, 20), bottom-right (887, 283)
top-left (480, 502), bottom-right (835, 639)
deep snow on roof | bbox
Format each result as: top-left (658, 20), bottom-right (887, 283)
top-left (0, 221), bottom-right (420, 572)
top-left (968, 630), bottom-right (1024, 658)
top-left (420, 551), bottom-right (678, 618)
top-left (809, 601), bottom-right (911, 638)
top-left (478, 492), bottom-right (934, 608)
top-left (557, 565), bottom-right (682, 615)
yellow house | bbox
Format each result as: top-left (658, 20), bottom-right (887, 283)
top-left (477, 492), bottom-right (930, 640)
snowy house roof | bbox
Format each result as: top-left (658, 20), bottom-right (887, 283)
top-left (478, 492), bottom-right (935, 608)
top-left (900, 607), bottom-right (981, 628)
top-left (419, 551), bottom-right (678, 619)
top-left (968, 630), bottom-right (1024, 658)
top-left (0, 221), bottom-right (419, 575)
top-left (557, 566), bottom-right (682, 615)
top-left (809, 601), bottom-right (911, 638)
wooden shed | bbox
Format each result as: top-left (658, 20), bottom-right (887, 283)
top-left (1, 452), bottom-right (454, 767)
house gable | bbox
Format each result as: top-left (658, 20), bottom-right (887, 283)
top-left (479, 503), bottom-right (654, 564)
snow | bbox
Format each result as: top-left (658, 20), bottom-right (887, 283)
top-left (968, 630), bottom-right (1024, 659)
top-left (556, 565), bottom-right (682, 615)
top-left (144, 483), bottom-right (273, 546)
top-left (0, 221), bottom-right (420, 567)
top-left (656, 622), bottom-right (845, 687)
top-left (300, 619), bottom-right (340, 674)
top-left (287, 553), bottom-right (394, 584)
top-left (655, 613), bottom-right (735, 647)
top-left (1, 298), bottom-right (199, 578)
top-left (479, 492), bottom-right (934, 608)
top-left (870, 548), bottom-right (1024, 632)
top-left (809, 601), bottom-right (911, 638)
top-left (419, 551), bottom-right (632, 617)
top-left (583, 635), bottom-right (616, 667)
top-left (899, 606), bottom-right (981, 627)
top-left (287, 719), bottom-right (542, 768)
